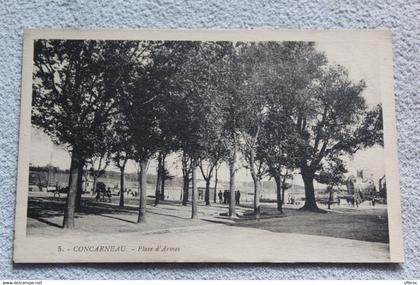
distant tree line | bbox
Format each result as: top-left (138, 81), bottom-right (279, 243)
top-left (30, 165), bottom-right (70, 174)
top-left (32, 40), bottom-right (383, 228)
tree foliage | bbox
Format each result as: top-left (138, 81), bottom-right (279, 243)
top-left (32, 39), bottom-right (385, 228)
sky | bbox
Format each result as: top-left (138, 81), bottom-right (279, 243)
top-left (29, 38), bottom-right (385, 187)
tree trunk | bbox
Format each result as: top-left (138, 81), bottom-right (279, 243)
top-left (160, 154), bottom-right (166, 200)
top-left (328, 189), bottom-right (333, 210)
top-left (301, 169), bottom-right (319, 211)
top-left (182, 174), bottom-right (189, 206)
top-left (282, 184), bottom-right (286, 205)
top-left (249, 149), bottom-right (261, 219)
top-left (204, 178), bottom-right (211, 206)
top-left (182, 153), bottom-right (190, 206)
top-left (229, 146), bottom-right (236, 218)
top-left (137, 159), bottom-right (149, 223)
top-left (75, 162), bottom-right (84, 212)
top-left (180, 183), bottom-right (183, 201)
top-left (92, 176), bottom-right (97, 197)
top-left (63, 151), bottom-right (82, 229)
top-left (82, 167), bottom-right (88, 193)
top-left (191, 162), bottom-right (198, 219)
top-left (154, 171), bottom-right (161, 206)
top-left (274, 175), bottom-right (283, 213)
top-left (119, 165), bottom-right (125, 208)
top-left (213, 166), bottom-right (218, 203)
top-left (161, 172), bottom-right (166, 201)
top-left (154, 153), bottom-right (162, 206)
top-left (90, 174), bottom-right (94, 196)
top-left (252, 177), bottom-right (261, 219)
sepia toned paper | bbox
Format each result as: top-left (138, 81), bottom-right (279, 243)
top-left (14, 29), bottom-right (404, 263)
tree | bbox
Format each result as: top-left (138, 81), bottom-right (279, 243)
top-left (198, 160), bottom-right (215, 206)
top-left (260, 145), bottom-right (295, 213)
top-left (173, 41), bottom-right (231, 218)
top-left (110, 118), bottom-right (132, 208)
top-left (217, 42), bottom-right (249, 218)
top-left (120, 42), bottom-right (165, 223)
top-left (242, 145), bottom-right (267, 219)
top-left (32, 40), bottom-right (134, 228)
top-left (316, 158), bottom-right (347, 209)
top-left (124, 82), bottom-right (158, 223)
top-left (279, 172), bottom-right (293, 206)
top-left (152, 110), bottom-right (178, 206)
top-left (236, 42), bottom-right (286, 218)
top-left (245, 41), bottom-right (381, 213)
top-left (102, 40), bottom-right (146, 209)
top-left (198, 141), bottom-right (228, 206)
top-left (160, 163), bottom-right (174, 201)
top-left (258, 104), bottom-right (299, 213)
top-left (116, 153), bottom-right (129, 208)
top-left (181, 151), bottom-right (192, 206)
top-left (154, 151), bottom-right (164, 206)
top-left (132, 41), bottom-right (202, 209)
top-left (291, 64), bottom-right (384, 211)
top-left (87, 149), bottom-right (111, 197)
top-left (213, 162), bottom-right (221, 203)
top-left (242, 121), bottom-right (267, 219)
top-left (151, 44), bottom-right (188, 206)
top-left (122, 40), bottom-right (193, 221)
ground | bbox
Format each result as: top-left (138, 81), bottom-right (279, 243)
top-left (24, 191), bottom-right (390, 262)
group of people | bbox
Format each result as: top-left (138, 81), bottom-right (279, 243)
top-left (218, 190), bottom-right (241, 205)
top-left (344, 191), bottom-right (377, 208)
top-left (348, 197), bottom-right (376, 207)
top-left (95, 183), bottom-right (112, 203)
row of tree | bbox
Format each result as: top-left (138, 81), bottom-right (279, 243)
top-left (32, 39), bottom-right (383, 229)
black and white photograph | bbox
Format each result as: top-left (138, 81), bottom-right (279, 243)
top-left (13, 29), bottom-right (403, 263)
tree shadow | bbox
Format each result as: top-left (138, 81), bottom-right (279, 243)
top-left (200, 218), bottom-right (233, 225)
top-left (27, 197), bottom-right (66, 218)
top-left (27, 196), bottom-right (141, 227)
top-left (27, 195), bottom-right (195, 226)
top-left (34, 217), bottom-right (63, 228)
top-left (146, 209), bottom-right (191, 220)
top-left (96, 214), bottom-right (138, 224)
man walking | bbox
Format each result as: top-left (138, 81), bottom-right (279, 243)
top-left (235, 190), bottom-right (241, 205)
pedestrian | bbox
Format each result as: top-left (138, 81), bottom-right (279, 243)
top-left (235, 190), bottom-right (241, 205)
top-left (218, 190), bottom-right (223, 204)
top-left (106, 187), bottom-right (112, 202)
top-left (353, 193), bottom-right (359, 208)
top-left (223, 190), bottom-right (227, 204)
top-left (95, 185), bottom-right (101, 202)
top-left (372, 199), bottom-right (376, 206)
top-left (53, 182), bottom-right (60, 199)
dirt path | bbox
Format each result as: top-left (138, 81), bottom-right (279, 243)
top-left (22, 193), bottom-right (391, 262)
